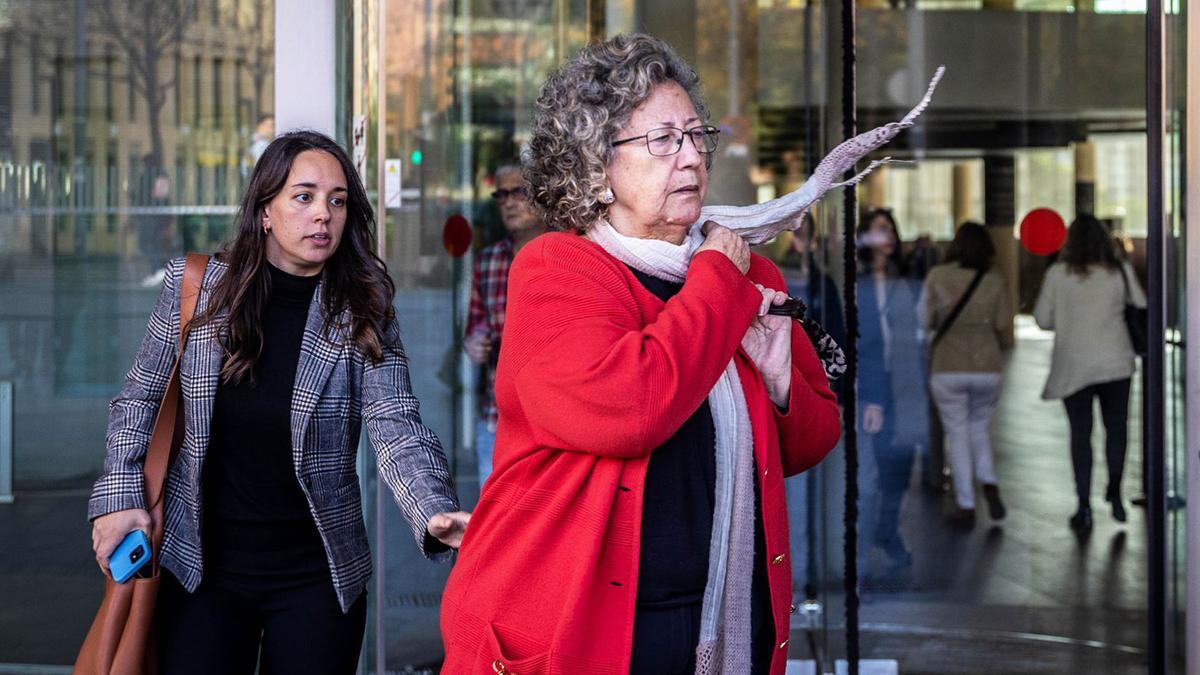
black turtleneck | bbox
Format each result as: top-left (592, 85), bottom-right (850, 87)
top-left (627, 267), bottom-right (774, 670)
top-left (202, 263), bottom-right (328, 584)
top-left (626, 269), bottom-right (718, 609)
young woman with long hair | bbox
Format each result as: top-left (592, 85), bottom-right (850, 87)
top-left (855, 208), bottom-right (927, 582)
top-left (88, 130), bottom-right (467, 673)
top-left (1034, 214), bottom-right (1145, 531)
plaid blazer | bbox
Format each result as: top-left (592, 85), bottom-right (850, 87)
top-left (88, 256), bottom-right (459, 611)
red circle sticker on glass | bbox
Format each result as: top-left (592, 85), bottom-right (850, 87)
top-left (443, 215), bottom-right (472, 258)
top-left (1019, 208), bottom-right (1067, 256)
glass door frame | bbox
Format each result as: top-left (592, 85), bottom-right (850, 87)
top-left (1183, 0), bottom-right (1200, 669)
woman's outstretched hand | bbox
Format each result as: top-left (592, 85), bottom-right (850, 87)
top-left (742, 284), bottom-right (793, 408)
top-left (427, 511), bottom-right (472, 549)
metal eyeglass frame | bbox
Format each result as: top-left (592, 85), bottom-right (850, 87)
top-left (611, 124), bottom-right (721, 156)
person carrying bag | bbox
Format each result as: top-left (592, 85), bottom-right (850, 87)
top-left (81, 131), bottom-right (467, 675)
top-left (922, 222), bottom-right (1015, 529)
top-left (1033, 214), bottom-right (1145, 531)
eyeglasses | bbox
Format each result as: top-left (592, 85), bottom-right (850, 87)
top-left (491, 186), bottom-right (530, 202)
top-left (612, 125), bottom-right (720, 157)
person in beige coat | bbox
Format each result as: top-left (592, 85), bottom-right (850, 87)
top-left (920, 222), bottom-right (1014, 528)
top-left (1034, 214), bottom-right (1146, 531)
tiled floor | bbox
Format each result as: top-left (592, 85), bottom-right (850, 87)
top-left (791, 316), bottom-right (1169, 673)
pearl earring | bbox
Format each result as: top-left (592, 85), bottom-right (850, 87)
top-left (599, 187), bottom-right (615, 205)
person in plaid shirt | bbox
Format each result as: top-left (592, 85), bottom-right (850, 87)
top-left (465, 165), bottom-right (546, 485)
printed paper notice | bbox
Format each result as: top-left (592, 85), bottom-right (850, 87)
top-left (385, 159), bottom-right (402, 209)
top-left (351, 116), bottom-right (367, 179)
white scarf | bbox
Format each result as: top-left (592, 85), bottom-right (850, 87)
top-left (587, 220), bottom-right (758, 675)
top-left (694, 66), bottom-right (945, 246)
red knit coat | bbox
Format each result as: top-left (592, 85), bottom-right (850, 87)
top-left (440, 232), bottom-right (841, 674)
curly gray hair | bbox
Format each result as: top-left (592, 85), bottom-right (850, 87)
top-left (524, 34), bottom-right (709, 233)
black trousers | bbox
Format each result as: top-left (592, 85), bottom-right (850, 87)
top-left (871, 391), bottom-right (915, 556)
top-left (156, 570), bottom-right (366, 675)
top-left (1062, 377), bottom-right (1132, 506)
top-left (629, 603), bottom-right (774, 675)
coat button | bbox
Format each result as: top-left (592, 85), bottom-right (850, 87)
top-left (778, 639), bottom-right (789, 650)
top-left (771, 554), bottom-right (786, 565)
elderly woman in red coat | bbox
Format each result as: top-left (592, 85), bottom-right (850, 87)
top-left (440, 34), bottom-right (841, 675)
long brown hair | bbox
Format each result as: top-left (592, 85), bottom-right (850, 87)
top-left (1061, 213), bottom-right (1120, 276)
top-left (194, 130), bottom-right (396, 384)
top-left (942, 221), bottom-right (994, 272)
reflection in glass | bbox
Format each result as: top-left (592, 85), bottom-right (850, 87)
top-left (0, 0), bottom-right (275, 664)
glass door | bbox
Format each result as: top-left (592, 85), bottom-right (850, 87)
top-left (1164, 0), bottom-right (1188, 663)
top-left (349, 0), bottom-right (1184, 671)
top-left (354, 1), bottom-right (590, 670)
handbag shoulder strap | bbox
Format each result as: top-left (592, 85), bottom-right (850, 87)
top-left (1117, 262), bottom-right (1133, 302)
top-left (931, 268), bottom-right (986, 350)
top-left (178, 253), bottom-right (207, 349)
top-left (142, 254), bottom-right (208, 556)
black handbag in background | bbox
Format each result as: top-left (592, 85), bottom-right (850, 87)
top-left (1119, 265), bottom-right (1148, 357)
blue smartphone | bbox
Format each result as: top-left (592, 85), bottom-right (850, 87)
top-left (109, 530), bottom-right (152, 584)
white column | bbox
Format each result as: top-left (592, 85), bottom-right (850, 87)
top-left (274, 0), bottom-right (337, 137)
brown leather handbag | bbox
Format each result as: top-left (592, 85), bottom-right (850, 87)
top-left (73, 254), bottom-right (208, 675)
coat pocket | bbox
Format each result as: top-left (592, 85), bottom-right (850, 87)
top-left (480, 622), bottom-right (551, 675)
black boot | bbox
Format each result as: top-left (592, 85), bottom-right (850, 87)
top-left (982, 484), bottom-right (1007, 520)
top-left (1069, 506), bottom-right (1093, 531)
top-left (1106, 485), bottom-right (1127, 523)
top-left (946, 507), bottom-right (976, 529)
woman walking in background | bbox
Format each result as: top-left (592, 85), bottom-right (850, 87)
top-left (1034, 214), bottom-right (1145, 531)
top-left (921, 222), bottom-right (1014, 528)
top-left (856, 208), bottom-right (927, 578)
